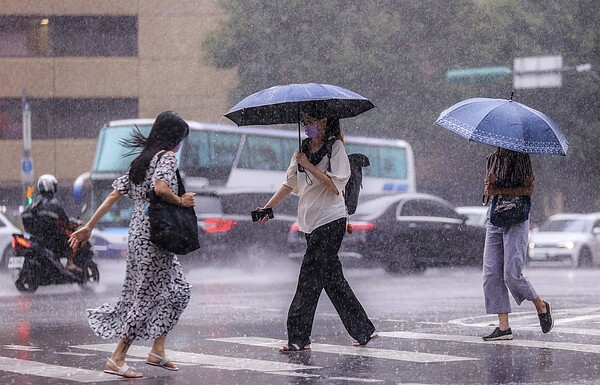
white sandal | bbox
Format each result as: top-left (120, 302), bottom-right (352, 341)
top-left (146, 352), bottom-right (179, 371)
top-left (104, 358), bottom-right (143, 378)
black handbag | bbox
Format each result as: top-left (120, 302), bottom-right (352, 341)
top-left (146, 162), bottom-right (200, 255)
top-left (489, 195), bottom-right (531, 227)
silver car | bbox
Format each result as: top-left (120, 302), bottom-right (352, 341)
top-left (528, 212), bottom-right (600, 267)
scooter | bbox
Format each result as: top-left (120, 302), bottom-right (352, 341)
top-left (9, 221), bottom-right (100, 293)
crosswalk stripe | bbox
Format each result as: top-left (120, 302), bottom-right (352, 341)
top-left (208, 336), bottom-right (477, 363)
top-left (2, 345), bottom-right (43, 352)
top-left (70, 343), bottom-right (322, 374)
top-left (328, 377), bottom-right (383, 383)
top-left (449, 307), bottom-right (600, 328)
top-left (0, 356), bottom-right (114, 383)
top-left (518, 326), bottom-right (600, 337)
top-left (379, 331), bottom-right (600, 354)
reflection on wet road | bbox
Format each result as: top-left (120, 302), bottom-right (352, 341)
top-left (1, 258), bottom-right (600, 384)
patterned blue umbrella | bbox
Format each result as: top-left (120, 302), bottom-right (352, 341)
top-left (435, 97), bottom-right (568, 156)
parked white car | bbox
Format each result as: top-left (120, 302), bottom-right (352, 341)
top-left (456, 206), bottom-right (488, 227)
top-left (528, 212), bottom-right (600, 267)
top-left (0, 212), bottom-right (22, 270)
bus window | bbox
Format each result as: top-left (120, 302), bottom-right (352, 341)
top-left (345, 143), bottom-right (407, 179)
top-left (93, 124), bottom-right (152, 172)
top-left (182, 130), bottom-right (241, 183)
top-left (92, 181), bottom-right (133, 227)
top-left (238, 135), bottom-right (297, 171)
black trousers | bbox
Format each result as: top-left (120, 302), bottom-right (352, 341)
top-left (287, 218), bottom-right (375, 346)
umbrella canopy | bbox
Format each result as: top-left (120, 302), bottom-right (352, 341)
top-left (224, 83), bottom-right (375, 126)
top-left (435, 97), bottom-right (568, 156)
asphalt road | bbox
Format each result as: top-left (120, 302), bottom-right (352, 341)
top-left (1, 257), bottom-right (600, 385)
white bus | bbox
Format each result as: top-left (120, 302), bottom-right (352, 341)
top-left (76, 119), bottom-right (415, 256)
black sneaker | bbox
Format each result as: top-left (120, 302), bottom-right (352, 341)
top-left (539, 301), bottom-right (554, 333)
top-left (482, 327), bottom-right (513, 341)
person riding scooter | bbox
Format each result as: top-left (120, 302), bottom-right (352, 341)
top-left (21, 174), bottom-right (80, 271)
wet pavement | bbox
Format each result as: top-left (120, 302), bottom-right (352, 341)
top-left (1, 257), bottom-right (600, 384)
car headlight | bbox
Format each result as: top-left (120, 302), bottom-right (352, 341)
top-left (556, 241), bottom-right (575, 249)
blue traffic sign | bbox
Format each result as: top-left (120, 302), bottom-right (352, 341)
top-left (22, 158), bottom-right (33, 173)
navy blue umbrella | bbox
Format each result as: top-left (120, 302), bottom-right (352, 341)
top-left (435, 97), bottom-right (568, 156)
top-left (224, 83), bottom-right (375, 150)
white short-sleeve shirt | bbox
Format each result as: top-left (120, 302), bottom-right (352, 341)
top-left (283, 140), bottom-right (350, 234)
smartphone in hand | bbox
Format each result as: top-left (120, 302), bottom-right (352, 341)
top-left (251, 207), bottom-right (274, 222)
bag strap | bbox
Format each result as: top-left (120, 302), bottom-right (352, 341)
top-left (325, 136), bottom-right (336, 172)
top-left (175, 169), bottom-right (186, 195)
top-left (155, 150), bottom-right (186, 196)
top-left (482, 152), bottom-right (500, 205)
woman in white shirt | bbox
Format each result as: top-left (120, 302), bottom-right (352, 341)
top-left (257, 105), bottom-right (376, 353)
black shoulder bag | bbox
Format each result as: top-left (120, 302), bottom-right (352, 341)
top-left (489, 195), bottom-right (531, 227)
top-left (146, 154), bottom-right (200, 255)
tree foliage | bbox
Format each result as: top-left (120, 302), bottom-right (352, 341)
top-left (203, 0), bottom-right (600, 216)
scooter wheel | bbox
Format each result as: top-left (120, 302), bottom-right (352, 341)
top-left (79, 262), bottom-right (100, 291)
top-left (13, 269), bottom-right (39, 293)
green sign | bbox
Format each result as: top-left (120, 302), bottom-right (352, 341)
top-left (446, 66), bottom-right (511, 84)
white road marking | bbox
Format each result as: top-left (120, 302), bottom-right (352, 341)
top-left (54, 351), bottom-right (97, 357)
top-left (71, 343), bottom-right (321, 373)
top-left (0, 356), bottom-right (117, 383)
top-left (209, 336), bottom-right (477, 363)
top-left (551, 314), bottom-right (600, 325)
top-left (519, 326), bottom-right (600, 336)
top-left (328, 377), bottom-right (383, 383)
top-left (2, 345), bottom-right (43, 352)
top-left (379, 331), bottom-right (600, 354)
top-left (449, 312), bottom-right (540, 327)
top-left (262, 371), bottom-right (320, 379)
top-left (448, 307), bottom-right (600, 336)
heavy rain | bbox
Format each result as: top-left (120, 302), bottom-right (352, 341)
top-left (1, 1), bottom-right (600, 384)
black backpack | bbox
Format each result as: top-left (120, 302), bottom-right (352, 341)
top-left (21, 198), bottom-right (61, 237)
top-left (324, 138), bottom-right (370, 215)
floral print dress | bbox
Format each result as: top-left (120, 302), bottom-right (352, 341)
top-left (87, 152), bottom-right (191, 341)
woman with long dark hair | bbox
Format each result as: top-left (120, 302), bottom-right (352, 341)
top-left (256, 103), bottom-right (376, 353)
top-left (481, 147), bottom-right (553, 341)
top-left (70, 111), bottom-right (194, 378)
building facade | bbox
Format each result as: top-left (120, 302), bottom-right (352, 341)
top-left (0, 0), bottom-right (236, 206)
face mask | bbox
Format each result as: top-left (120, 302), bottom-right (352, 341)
top-left (171, 142), bottom-right (182, 152)
top-left (304, 123), bottom-right (319, 138)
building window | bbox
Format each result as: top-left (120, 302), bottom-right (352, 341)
top-left (0, 16), bottom-right (137, 57)
top-left (0, 98), bottom-right (138, 139)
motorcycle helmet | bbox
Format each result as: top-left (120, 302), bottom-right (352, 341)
top-left (38, 174), bottom-right (58, 195)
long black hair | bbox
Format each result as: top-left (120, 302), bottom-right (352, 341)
top-left (121, 111), bottom-right (189, 185)
top-left (486, 147), bottom-right (534, 188)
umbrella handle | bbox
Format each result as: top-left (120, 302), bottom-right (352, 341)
top-left (297, 104), bottom-right (302, 150)
top-left (297, 104), bottom-right (305, 172)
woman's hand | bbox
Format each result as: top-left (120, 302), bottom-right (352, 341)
top-left (295, 152), bottom-right (311, 168)
top-left (180, 192), bottom-right (195, 207)
top-left (255, 206), bottom-right (271, 224)
top-left (69, 226), bottom-right (93, 248)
